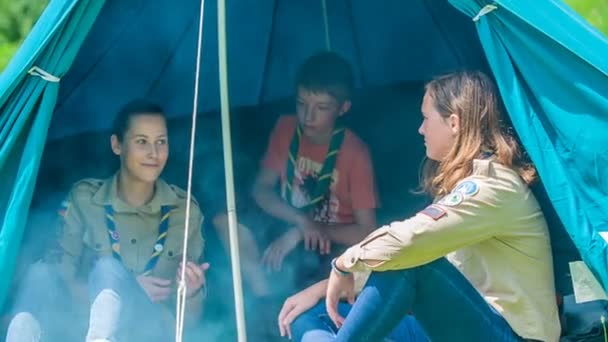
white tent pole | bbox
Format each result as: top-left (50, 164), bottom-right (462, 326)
top-left (217, 0), bottom-right (248, 341)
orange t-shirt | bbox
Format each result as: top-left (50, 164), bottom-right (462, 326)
top-left (262, 115), bottom-right (378, 224)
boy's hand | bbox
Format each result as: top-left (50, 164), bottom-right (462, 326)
top-left (297, 218), bottom-right (332, 255)
top-left (262, 228), bottom-right (303, 272)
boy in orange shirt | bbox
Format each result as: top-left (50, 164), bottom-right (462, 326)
top-left (213, 51), bottom-right (378, 297)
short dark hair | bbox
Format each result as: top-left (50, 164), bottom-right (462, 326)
top-left (295, 51), bottom-right (354, 102)
top-left (112, 99), bottom-right (165, 141)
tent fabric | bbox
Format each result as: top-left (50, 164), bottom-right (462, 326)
top-left (449, 0), bottom-right (608, 290)
top-left (48, 0), bottom-right (486, 140)
top-left (0, 0), bottom-right (607, 315)
top-left (0, 0), bottom-right (106, 310)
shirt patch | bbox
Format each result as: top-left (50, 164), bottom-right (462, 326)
top-left (419, 205), bottom-right (446, 220)
top-left (438, 192), bottom-right (464, 207)
top-left (453, 180), bottom-right (479, 197)
top-left (58, 200), bottom-right (70, 218)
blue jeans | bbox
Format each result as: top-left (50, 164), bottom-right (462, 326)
top-left (86, 257), bottom-right (174, 341)
top-left (7, 257), bottom-right (174, 342)
top-left (332, 258), bottom-right (525, 342)
top-left (291, 301), bottom-right (428, 342)
top-left (7, 262), bottom-right (78, 342)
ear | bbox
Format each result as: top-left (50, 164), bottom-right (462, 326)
top-left (448, 113), bottom-right (460, 135)
top-left (110, 135), bottom-right (122, 156)
top-left (338, 100), bottom-right (352, 116)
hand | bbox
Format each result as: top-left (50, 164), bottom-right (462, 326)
top-left (176, 261), bottom-right (210, 298)
top-left (325, 257), bottom-right (355, 328)
top-left (297, 216), bottom-right (331, 255)
top-left (278, 286), bottom-right (323, 340)
top-left (261, 228), bottom-right (302, 272)
top-left (136, 275), bottom-right (172, 302)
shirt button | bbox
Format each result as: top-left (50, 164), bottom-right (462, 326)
top-left (168, 251), bottom-right (173, 257)
top-left (130, 238), bottom-right (137, 244)
top-left (95, 243), bottom-right (101, 249)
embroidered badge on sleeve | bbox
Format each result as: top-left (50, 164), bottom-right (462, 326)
top-left (438, 192), bottom-right (464, 207)
top-left (453, 180), bottom-right (479, 197)
top-left (419, 205), bottom-right (447, 220)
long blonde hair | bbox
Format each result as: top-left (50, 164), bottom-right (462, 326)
top-left (420, 71), bottom-right (536, 197)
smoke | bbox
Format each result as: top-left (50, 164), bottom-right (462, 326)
top-left (6, 81), bottom-right (434, 340)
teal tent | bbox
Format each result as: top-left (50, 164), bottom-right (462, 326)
top-left (1, 0), bottom-right (607, 337)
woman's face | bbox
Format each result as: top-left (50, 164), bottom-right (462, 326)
top-left (111, 114), bottom-right (169, 184)
top-left (418, 91), bottom-right (458, 161)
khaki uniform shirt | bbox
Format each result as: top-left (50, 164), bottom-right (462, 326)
top-left (48, 175), bottom-right (204, 302)
top-left (342, 159), bottom-right (561, 342)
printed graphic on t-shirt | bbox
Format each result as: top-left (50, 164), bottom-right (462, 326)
top-left (285, 156), bottom-right (340, 224)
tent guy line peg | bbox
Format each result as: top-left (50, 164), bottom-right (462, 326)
top-left (473, 4), bottom-right (498, 22)
top-left (27, 66), bottom-right (60, 83)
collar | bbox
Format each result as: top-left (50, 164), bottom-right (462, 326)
top-left (92, 173), bottom-right (178, 214)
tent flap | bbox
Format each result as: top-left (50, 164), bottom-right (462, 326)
top-left (450, 0), bottom-right (608, 290)
top-left (0, 0), bottom-right (106, 310)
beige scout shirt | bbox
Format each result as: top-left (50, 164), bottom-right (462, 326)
top-left (341, 159), bottom-right (561, 342)
top-left (52, 175), bottom-right (204, 293)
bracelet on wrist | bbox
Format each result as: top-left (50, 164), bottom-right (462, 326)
top-left (331, 257), bottom-right (350, 276)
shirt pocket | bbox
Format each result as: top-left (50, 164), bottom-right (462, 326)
top-left (83, 222), bottom-right (112, 255)
top-left (154, 231), bottom-right (184, 279)
top-left (80, 223), bottom-right (113, 276)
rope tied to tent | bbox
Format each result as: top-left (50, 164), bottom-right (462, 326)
top-left (27, 66), bottom-right (60, 82)
top-left (473, 4), bottom-right (498, 22)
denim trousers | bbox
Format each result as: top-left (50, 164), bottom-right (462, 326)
top-left (291, 301), bottom-right (428, 342)
top-left (7, 257), bottom-right (173, 342)
top-left (297, 258), bottom-right (525, 342)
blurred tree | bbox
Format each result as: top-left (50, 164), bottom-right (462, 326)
top-left (566, 0), bottom-right (608, 35)
top-left (0, 0), bottom-right (48, 71)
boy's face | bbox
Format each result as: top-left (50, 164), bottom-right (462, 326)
top-left (296, 86), bottom-right (351, 140)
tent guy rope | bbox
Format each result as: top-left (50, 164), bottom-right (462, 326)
top-left (174, 0), bottom-right (206, 340)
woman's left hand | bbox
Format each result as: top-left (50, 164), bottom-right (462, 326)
top-left (326, 257), bottom-right (356, 328)
top-left (278, 282), bottom-right (324, 339)
top-left (176, 261), bottom-right (210, 298)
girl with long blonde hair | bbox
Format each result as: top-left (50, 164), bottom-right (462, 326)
top-left (321, 71), bottom-right (561, 341)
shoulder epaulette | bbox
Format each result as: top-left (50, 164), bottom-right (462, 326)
top-left (71, 178), bottom-right (104, 194)
top-left (169, 184), bottom-right (200, 207)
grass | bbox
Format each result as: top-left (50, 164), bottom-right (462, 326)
top-left (565, 0), bottom-right (608, 35)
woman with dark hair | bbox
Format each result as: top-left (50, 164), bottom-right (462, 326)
top-left (6, 100), bottom-right (207, 342)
